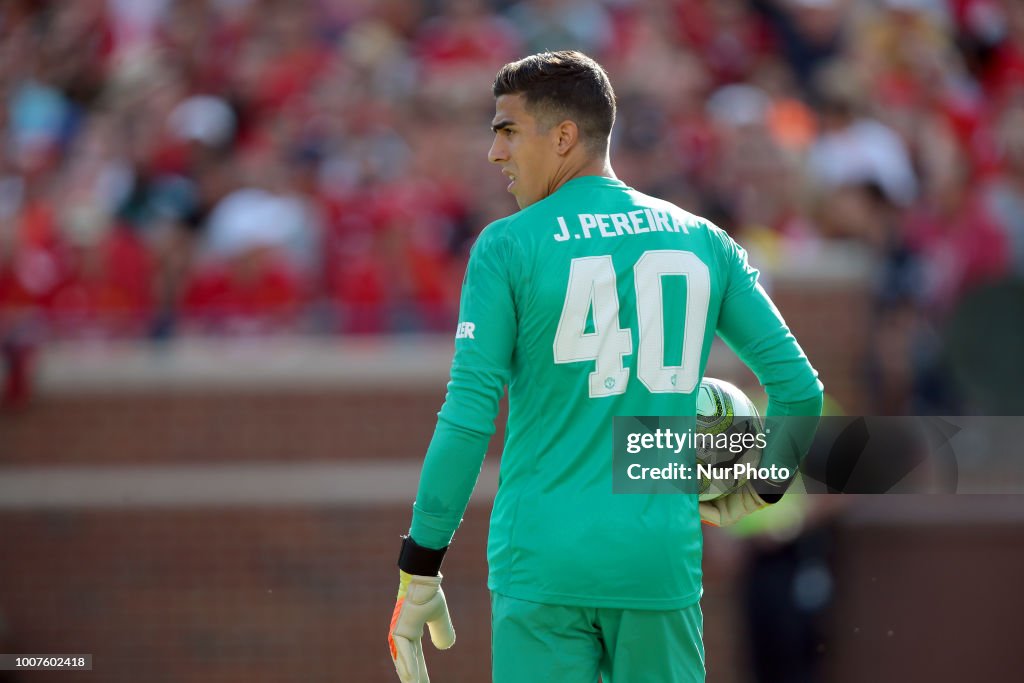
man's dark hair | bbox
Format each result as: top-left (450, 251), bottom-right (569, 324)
top-left (493, 50), bottom-right (616, 155)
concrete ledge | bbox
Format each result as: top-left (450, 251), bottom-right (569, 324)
top-left (35, 335), bottom-right (457, 393)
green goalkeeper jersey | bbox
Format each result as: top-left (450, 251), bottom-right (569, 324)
top-left (410, 176), bottom-right (823, 609)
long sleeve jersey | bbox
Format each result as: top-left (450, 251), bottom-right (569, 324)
top-left (410, 176), bottom-right (823, 609)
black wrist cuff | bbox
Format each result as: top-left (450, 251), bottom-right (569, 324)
top-left (751, 478), bottom-right (790, 505)
top-left (397, 535), bottom-right (448, 576)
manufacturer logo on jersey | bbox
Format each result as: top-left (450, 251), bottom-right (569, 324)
top-left (455, 322), bottom-right (476, 339)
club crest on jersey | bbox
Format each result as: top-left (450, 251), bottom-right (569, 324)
top-left (455, 322), bottom-right (476, 339)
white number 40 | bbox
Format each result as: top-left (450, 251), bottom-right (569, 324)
top-left (552, 250), bottom-right (710, 397)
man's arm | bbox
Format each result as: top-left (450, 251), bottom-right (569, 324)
top-left (388, 226), bottom-right (519, 682)
top-left (408, 228), bottom-right (519, 550)
top-left (706, 230), bottom-right (823, 523)
top-left (719, 279), bottom-right (824, 496)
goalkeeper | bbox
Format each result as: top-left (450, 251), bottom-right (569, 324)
top-left (388, 50), bottom-right (823, 683)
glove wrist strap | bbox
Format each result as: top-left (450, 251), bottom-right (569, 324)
top-left (397, 535), bottom-right (448, 577)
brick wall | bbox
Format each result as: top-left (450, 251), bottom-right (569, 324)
top-left (3, 500), bottom-right (1022, 682)
top-left (0, 390), bottom-right (449, 465)
top-left (0, 507), bottom-right (489, 683)
top-left (1, 506), bottom-right (768, 683)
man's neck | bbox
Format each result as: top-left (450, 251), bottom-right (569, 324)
top-left (546, 155), bottom-right (616, 197)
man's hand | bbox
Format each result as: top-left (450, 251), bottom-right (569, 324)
top-left (699, 483), bottom-right (769, 527)
top-left (388, 570), bottom-right (456, 683)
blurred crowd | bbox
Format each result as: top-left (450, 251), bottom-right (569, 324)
top-left (1, 0), bottom-right (1023, 407)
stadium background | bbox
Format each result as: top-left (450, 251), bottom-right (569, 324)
top-left (1, 0), bottom-right (1023, 680)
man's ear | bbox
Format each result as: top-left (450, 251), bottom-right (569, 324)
top-left (554, 120), bottom-right (579, 156)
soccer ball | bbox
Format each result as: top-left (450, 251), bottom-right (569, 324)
top-left (696, 378), bottom-right (764, 501)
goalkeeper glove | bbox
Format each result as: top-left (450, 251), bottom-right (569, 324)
top-left (699, 482), bottom-right (773, 527)
top-left (388, 537), bottom-right (455, 683)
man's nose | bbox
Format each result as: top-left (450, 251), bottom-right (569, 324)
top-left (488, 137), bottom-right (507, 164)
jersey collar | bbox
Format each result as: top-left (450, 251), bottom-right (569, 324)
top-left (558, 175), bottom-right (628, 192)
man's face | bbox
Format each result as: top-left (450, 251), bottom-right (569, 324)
top-left (488, 94), bottom-right (560, 209)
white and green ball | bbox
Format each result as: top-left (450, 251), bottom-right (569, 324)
top-left (696, 378), bottom-right (765, 502)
